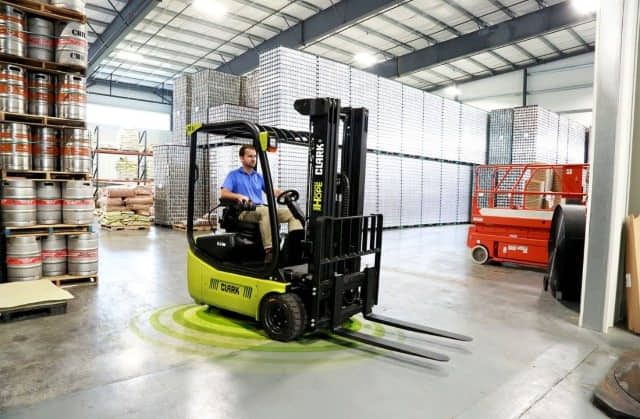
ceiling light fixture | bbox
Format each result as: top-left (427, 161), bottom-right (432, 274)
top-left (192, 0), bottom-right (228, 18)
top-left (572, 0), bottom-right (598, 14)
top-left (444, 85), bottom-right (461, 97)
top-left (353, 52), bottom-right (377, 68)
top-left (117, 50), bottom-right (144, 62)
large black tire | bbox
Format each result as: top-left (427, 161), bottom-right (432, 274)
top-left (260, 293), bottom-right (307, 342)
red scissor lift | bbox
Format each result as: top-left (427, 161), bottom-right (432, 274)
top-left (467, 164), bottom-right (589, 267)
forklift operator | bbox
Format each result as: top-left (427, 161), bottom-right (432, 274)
top-left (220, 145), bottom-right (303, 260)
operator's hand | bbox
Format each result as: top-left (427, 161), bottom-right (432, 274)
top-left (237, 194), bottom-right (250, 203)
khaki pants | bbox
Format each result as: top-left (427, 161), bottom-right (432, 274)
top-left (239, 206), bottom-right (303, 250)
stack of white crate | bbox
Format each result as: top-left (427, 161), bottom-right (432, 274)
top-left (401, 86), bottom-right (423, 226)
top-left (422, 160), bottom-right (441, 225)
top-left (556, 116), bottom-right (570, 164)
top-left (441, 162), bottom-right (459, 223)
top-left (423, 92), bottom-right (443, 159)
top-left (154, 144), bottom-right (209, 225)
top-left (256, 46), bottom-right (489, 228)
top-left (460, 106), bottom-right (488, 164)
top-left (377, 78), bottom-right (402, 153)
top-left (318, 57), bottom-right (350, 104)
top-left (363, 152), bottom-right (379, 216)
top-left (259, 47), bottom-right (316, 131)
top-left (172, 74), bottom-right (192, 143)
top-left (457, 165), bottom-right (473, 222)
top-left (192, 70), bottom-right (242, 144)
top-left (402, 85), bottom-right (423, 156)
top-left (241, 70), bottom-right (260, 109)
top-left (511, 106), bottom-right (559, 164)
top-left (568, 120), bottom-right (586, 163)
top-left (207, 104), bottom-right (259, 144)
top-left (441, 99), bottom-right (461, 161)
top-left (350, 68), bottom-right (378, 150)
top-left (379, 154), bottom-right (402, 227)
top-left (401, 157), bottom-right (422, 226)
top-left (487, 108), bottom-right (513, 164)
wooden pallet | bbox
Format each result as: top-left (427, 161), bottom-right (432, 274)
top-left (0, 111), bottom-right (86, 128)
top-left (1, 169), bottom-right (91, 181)
top-left (46, 274), bottom-right (98, 288)
top-left (0, 0), bottom-right (86, 23)
top-left (0, 53), bottom-right (86, 77)
top-left (4, 223), bottom-right (94, 237)
top-left (100, 224), bottom-right (150, 231)
top-left (0, 300), bottom-right (67, 322)
top-left (172, 223), bottom-right (215, 232)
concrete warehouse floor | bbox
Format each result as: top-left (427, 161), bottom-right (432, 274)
top-left (1, 225), bottom-right (639, 418)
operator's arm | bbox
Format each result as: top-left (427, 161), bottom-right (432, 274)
top-left (221, 187), bottom-right (249, 203)
top-left (274, 187), bottom-right (283, 198)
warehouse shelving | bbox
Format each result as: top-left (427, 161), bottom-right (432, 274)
top-left (91, 127), bottom-right (154, 198)
top-left (0, 0), bottom-right (86, 23)
top-left (0, 0), bottom-right (94, 286)
top-left (3, 223), bottom-right (95, 238)
top-left (0, 52), bottom-right (86, 76)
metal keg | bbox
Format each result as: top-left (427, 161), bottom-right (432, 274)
top-left (62, 180), bottom-right (93, 224)
top-left (56, 74), bottom-right (85, 120)
top-left (28, 72), bottom-right (54, 116)
top-left (1, 179), bottom-right (36, 226)
top-left (0, 64), bottom-right (26, 113)
top-left (36, 181), bottom-right (62, 224)
top-left (61, 128), bottom-right (90, 173)
top-left (55, 21), bottom-right (87, 69)
top-left (41, 235), bottom-right (66, 276)
top-left (7, 236), bottom-right (42, 281)
top-left (32, 127), bottom-right (59, 171)
top-left (0, 123), bottom-right (30, 170)
top-left (67, 232), bottom-right (97, 275)
top-left (51, 0), bottom-right (85, 14)
top-left (27, 17), bottom-right (53, 61)
top-left (0, 6), bottom-right (25, 57)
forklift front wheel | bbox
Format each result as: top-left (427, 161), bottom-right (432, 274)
top-left (260, 293), bottom-right (308, 342)
top-left (471, 245), bottom-right (490, 265)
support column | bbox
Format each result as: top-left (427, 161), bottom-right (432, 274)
top-left (580, 0), bottom-right (640, 331)
top-left (522, 69), bottom-right (527, 107)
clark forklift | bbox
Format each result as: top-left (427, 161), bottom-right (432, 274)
top-left (185, 98), bottom-right (472, 361)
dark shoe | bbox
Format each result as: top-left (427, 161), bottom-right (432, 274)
top-left (264, 250), bottom-right (273, 263)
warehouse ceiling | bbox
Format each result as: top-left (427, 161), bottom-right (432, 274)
top-left (86, 0), bottom-right (596, 94)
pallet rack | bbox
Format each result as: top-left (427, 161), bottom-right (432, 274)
top-left (92, 126), bottom-right (153, 198)
top-left (0, 1), bottom-right (94, 286)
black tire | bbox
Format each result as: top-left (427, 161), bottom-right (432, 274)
top-left (471, 245), bottom-right (489, 265)
top-left (260, 293), bottom-right (307, 342)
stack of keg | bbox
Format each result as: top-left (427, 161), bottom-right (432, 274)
top-left (0, 1), bottom-right (96, 284)
top-left (0, 178), bottom-right (96, 281)
top-left (0, 3), bottom-right (88, 174)
top-left (6, 232), bottom-right (98, 281)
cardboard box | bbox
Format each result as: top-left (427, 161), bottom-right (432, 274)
top-left (625, 215), bottom-right (640, 333)
top-left (524, 179), bottom-right (545, 209)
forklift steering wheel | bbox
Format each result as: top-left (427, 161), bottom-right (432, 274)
top-left (277, 189), bottom-right (299, 205)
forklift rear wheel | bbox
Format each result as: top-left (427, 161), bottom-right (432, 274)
top-left (261, 293), bottom-right (307, 342)
top-left (471, 245), bottom-right (489, 265)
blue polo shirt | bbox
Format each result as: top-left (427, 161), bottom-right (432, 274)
top-left (221, 167), bottom-right (266, 204)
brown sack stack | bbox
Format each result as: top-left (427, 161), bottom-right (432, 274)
top-left (99, 185), bottom-right (154, 230)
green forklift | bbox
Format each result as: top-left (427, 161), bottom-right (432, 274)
top-left (185, 98), bottom-right (471, 361)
